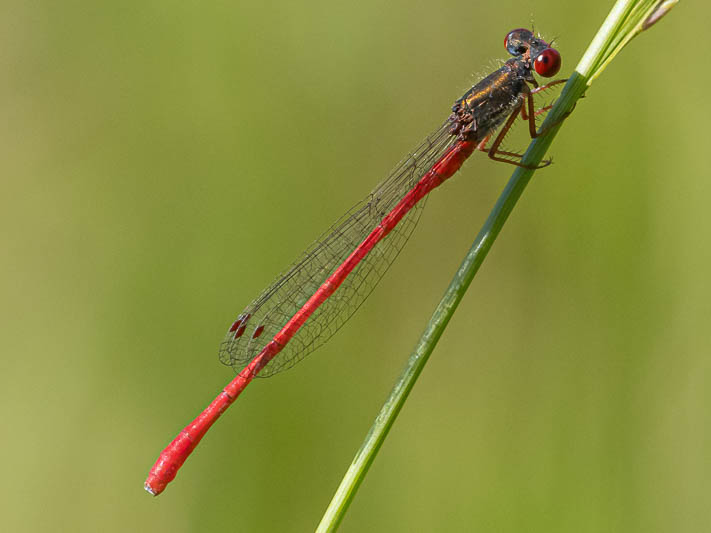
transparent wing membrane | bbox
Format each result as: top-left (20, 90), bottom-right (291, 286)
top-left (219, 120), bottom-right (456, 377)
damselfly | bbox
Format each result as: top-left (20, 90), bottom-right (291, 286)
top-left (146, 27), bottom-right (565, 496)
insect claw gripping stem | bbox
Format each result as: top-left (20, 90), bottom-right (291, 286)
top-left (145, 27), bottom-right (567, 496)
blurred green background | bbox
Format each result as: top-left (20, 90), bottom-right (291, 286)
top-left (1, 1), bottom-right (707, 531)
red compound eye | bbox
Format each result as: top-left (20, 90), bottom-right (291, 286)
top-left (534, 48), bottom-right (561, 77)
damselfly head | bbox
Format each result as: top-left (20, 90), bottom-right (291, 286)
top-left (504, 27), bottom-right (561, 78)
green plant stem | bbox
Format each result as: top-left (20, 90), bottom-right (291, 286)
top-left (316, 1), bottom-right (677, 531)
top-left (315, 78), bottom-right (584, 533)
